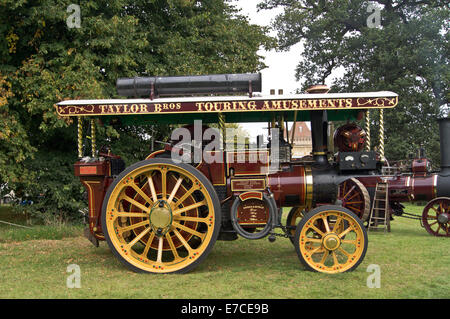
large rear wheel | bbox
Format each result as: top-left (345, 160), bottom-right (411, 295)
top-left (294, 205), bottom-right (368, 274)
top-left (101, 158), bottom-right (221, 273)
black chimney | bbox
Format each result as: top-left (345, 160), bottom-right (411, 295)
top-left (310, 110), bottom-right (329, 166)
top-left (307, 85), bottom-right (330, 166)
top-left (438, 118), bottom-right (450, 176)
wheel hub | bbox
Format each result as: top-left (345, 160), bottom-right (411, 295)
top-left (437, 212), bottom-right (449, 224)
top-left (149, 200), bottom-right (172, 235)
top-left (322, 233), bottom-right (341, 251)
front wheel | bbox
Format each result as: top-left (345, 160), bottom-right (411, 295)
top-left (294, 205), bottom-right (368, 274)
top-left (101, 158), bottom-right (221, 274)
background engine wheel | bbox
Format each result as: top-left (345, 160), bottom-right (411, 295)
top-left (294, 205), bottom-right (368, 274)
top-left (422, 197), bottom-right (450, 237)
top-left (338, 178), bottom-right (371, 223)
top-left (101, 158), bottom-right (221, 274)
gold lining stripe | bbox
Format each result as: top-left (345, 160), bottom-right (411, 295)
top-left (433, 174), bottom-right (438, 198)
top-left (305, 166), bottom-right (313, 209)
top-left (238, 191), bottom-right (263, 202)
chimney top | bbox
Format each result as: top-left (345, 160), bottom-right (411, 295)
top-left (306, 85), bottom-right (330, 94)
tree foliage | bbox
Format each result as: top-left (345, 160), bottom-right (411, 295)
top-left (0, 0), bottom-right (274, 222)
top-left (259, 0), bottom-right (449, 165)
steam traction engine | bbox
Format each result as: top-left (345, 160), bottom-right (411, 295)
top-left (56, 73), bottom-right (449, 275)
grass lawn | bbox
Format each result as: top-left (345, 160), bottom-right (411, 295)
top-left (0, 204), bottom-right (448, 299)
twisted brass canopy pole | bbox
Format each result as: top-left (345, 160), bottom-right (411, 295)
top-left (218, 113), bottom-right (226, 150)
top-left (91, 119), bottom-right (96, 158)
top-left (379, 109), bottom-right (385, 160)
top-left (365, 110), bottom-right (371, 151)
top-left (77, 116), bottom-right (83, 158)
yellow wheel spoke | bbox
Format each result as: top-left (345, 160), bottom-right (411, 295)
top-left (341, 239), bottom-right (357, 245)
top-left (308, 224), bottom-right (325, 237)
top-left (333, 216), bottom-right (343, 232)
top-left (321, 216), bottom-right (331, 233)
top-left (165, 232), bottom-right (180, 259)
top-left (141, 231), bottom-right (155, 258)
top-left (173, 229), bottom-right (193, 253)
top-left (167, 177), bottom-right (183, 204)
top-left (319, 250), bottom-right (329, 264)
top-left (111, 212), bottom-right (148, 219)
top-left (174, 216), bottom-right (208, 223)
top-left (129, 183), bottom-right (153, 206)
top-left (156, 237), bottom-right (164, 263)
top-left (331, 251), bottom-right (339, 266)
top-left (308, 245), bottom-right (323, 255)
top-left (172, 221), bottom-right (205, 239)
top-left (338, 247), bottom-right (351, 258)
top-left (170, 187), bottom-right (197, 210)
top-left (128, 227), bottom-right (150, 248)
top-left (122, 195), bottom-right (149, 213)
top-left (338, 225), bottom-right (353, 238)
top-left (173, 200), bottom-right (206, 216)
top-left (147, 174), bottom-right (158, 202)
top-left (161, 169), bottom-right (167, 200)
top-left (120, 220), bottom-right (149, 233)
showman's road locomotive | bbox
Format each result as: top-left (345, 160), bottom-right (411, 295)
top-left (56, 73), bottom-right (449, 274)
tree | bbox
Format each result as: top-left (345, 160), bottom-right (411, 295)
top-left (0, 0), bottom-right (274, 222)
top-left (259, 0), bottom-right (449, 166)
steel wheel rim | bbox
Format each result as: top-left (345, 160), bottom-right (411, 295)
top-left (422, 197), bottom-right (450, 237)
top-left (105, 163), bottom-right (216, 273)
top-left (298, 210), bottom-right (366, 274)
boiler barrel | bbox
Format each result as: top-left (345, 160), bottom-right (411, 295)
top-left (116, 73), bottom-right (262, 97)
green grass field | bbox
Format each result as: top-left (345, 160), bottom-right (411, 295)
top-left (0, 204), bottom-right (448, 299)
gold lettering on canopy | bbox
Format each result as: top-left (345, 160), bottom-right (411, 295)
top-left (56, 96), bottom-right (398, 116)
